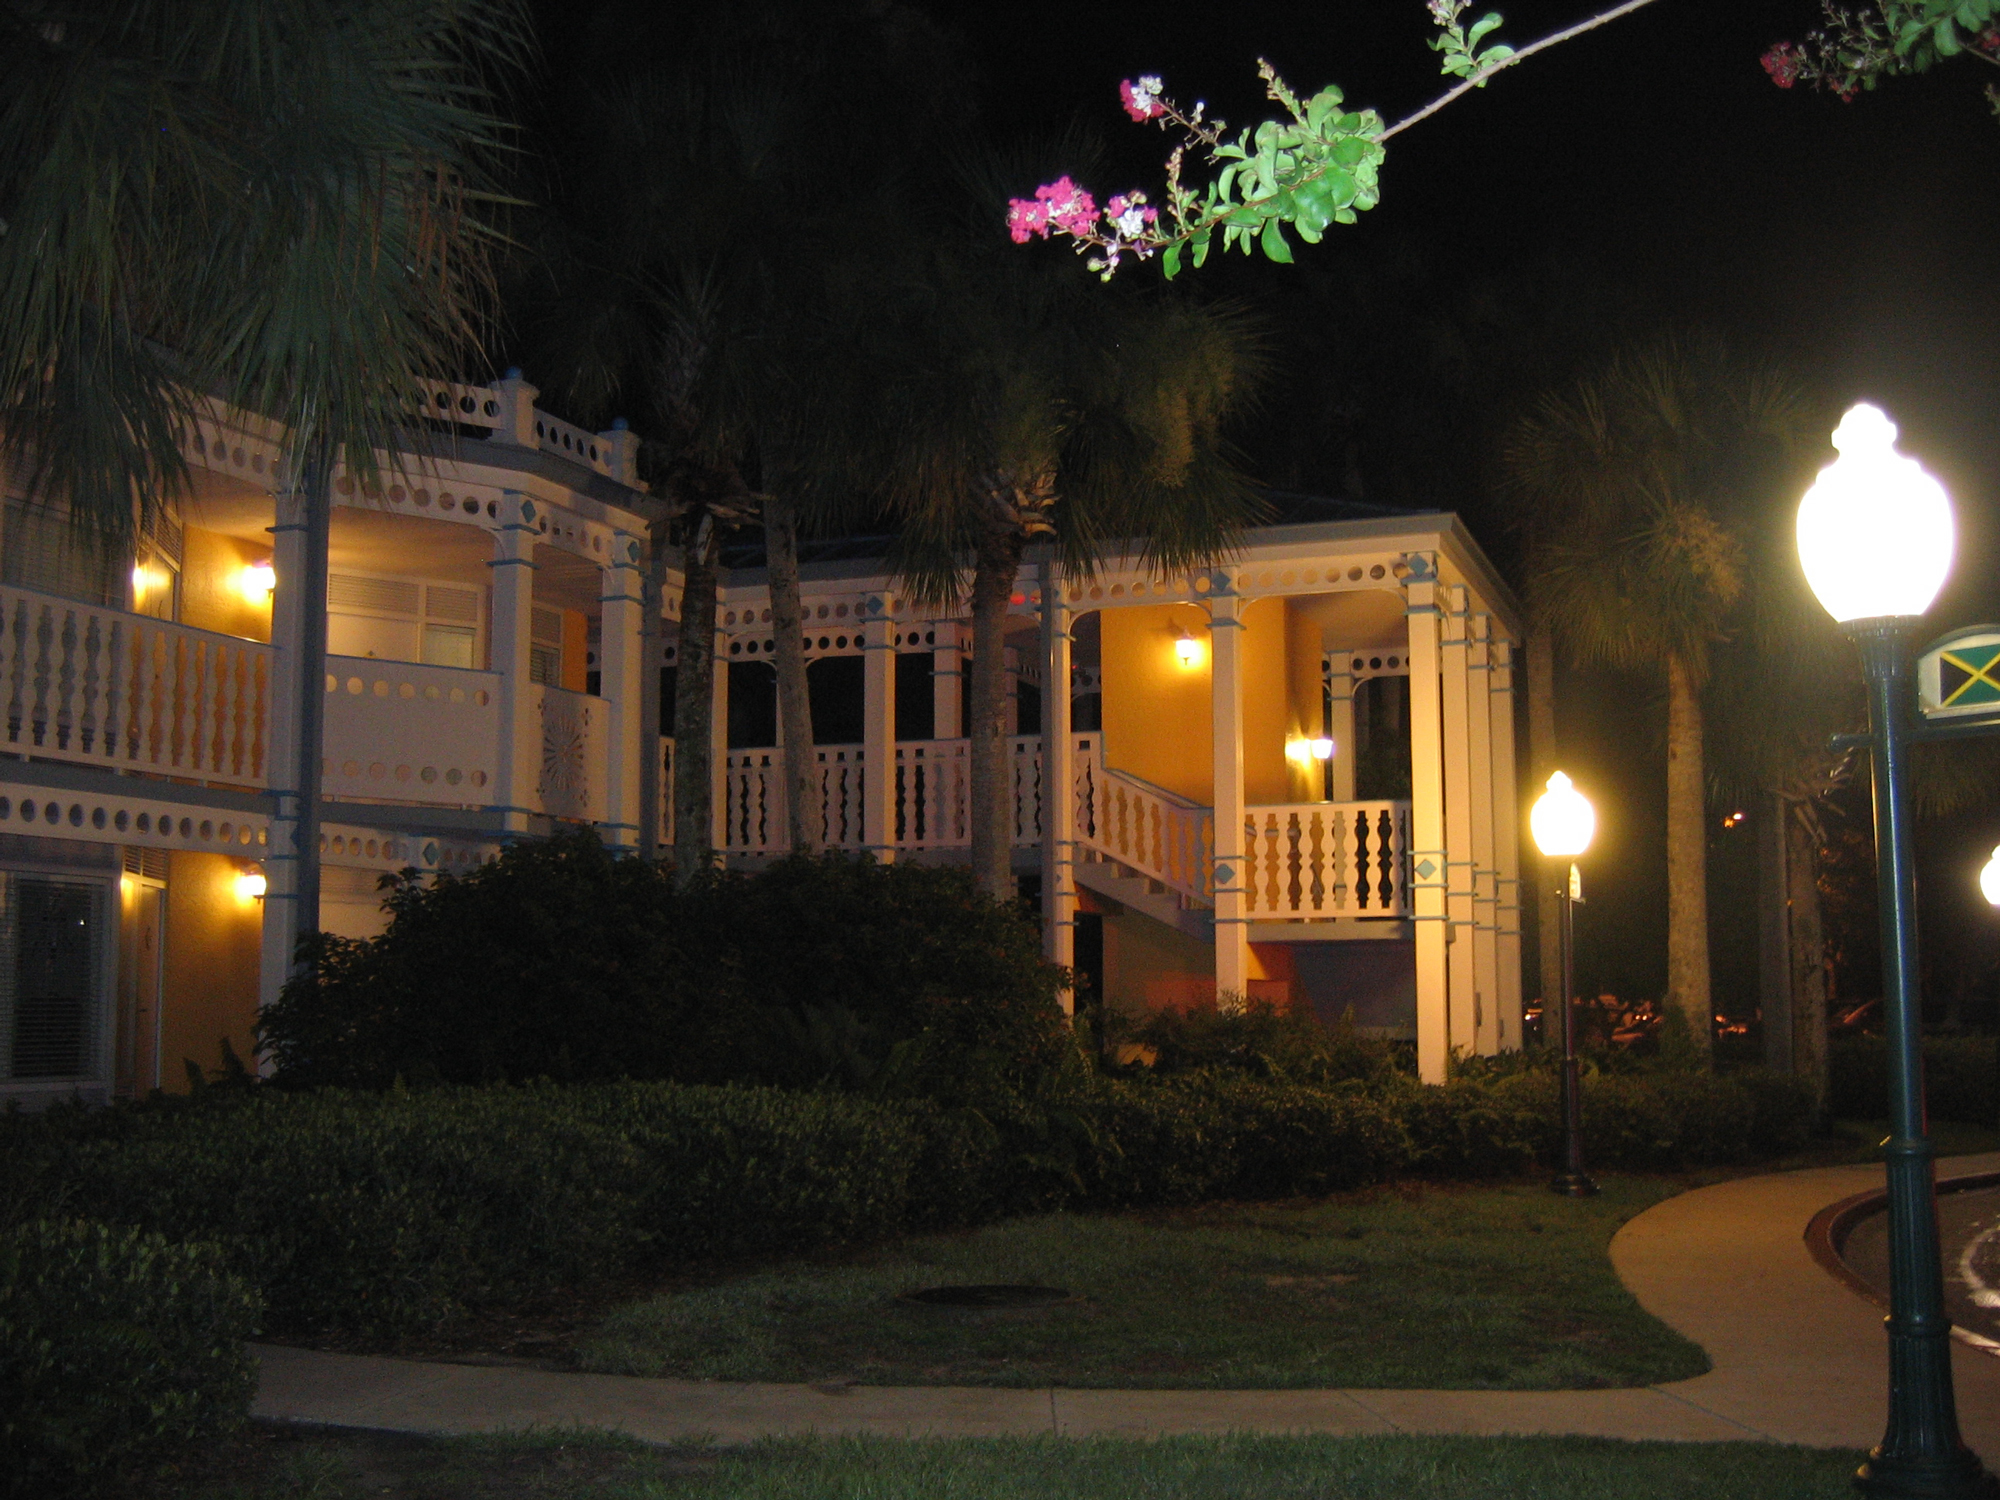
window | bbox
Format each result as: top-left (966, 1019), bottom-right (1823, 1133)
top-left (0, 874), bottom-right (108, 1085)
top-left (327, 570), bottom-right (485, 668)
top-left (529, 606), bottom-right (563, 685)
top-left (1, 497), bottom-right (122, 608)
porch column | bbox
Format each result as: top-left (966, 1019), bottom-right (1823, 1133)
top-left (598, 528), bottom-right (646, 850)
top-left (1210, 586), bottom-right (1250, 1004)
top-left (1405, 562), bottom-right (1449, 1084)
top-left (1326, 649), bottom-right (1358, 802)
top-left (933, 623), bottom-right (963, 743)
top-left (259, 483), bottom-right (306, 1015)
top-left (1040, 563), bottom-right (1076, 1007)
top-left (710, 627), bottom-right (730, 851)
top-left (1467, 610), bottom-right (1501, 1055)
top-left (861, 592), bottom-right (897, 861)
top-left (1491, 636), bottom-right (1524, 1051)
top-left (489, 493), bottom-right (540, 836)
top-left (1440, 584), bottom-right (1478, 1058)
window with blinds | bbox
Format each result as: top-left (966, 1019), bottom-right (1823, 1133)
top-left (1, 497), bottom-right (122, 608)
top-left (0, 873), bottom-right (107, 1084)
top-left (530, 605), bottom-right (564, 686)
top-left (326, 569), bottom-right (485, 668)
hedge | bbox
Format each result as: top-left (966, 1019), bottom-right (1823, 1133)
top-left (1829, 1033), bottom-right (1997, 1125)
top-left (0, 1218), bottom-right (259, 1495)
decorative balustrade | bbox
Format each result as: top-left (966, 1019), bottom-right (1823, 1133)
top-left (1240, 800), bottom-right (1411, 919)
top-left (322, 658), bottom-right (500, 804)
top-left (408, 376), bottom-right (639, 486)
top-left (1080, 752), bottom-right (1215, 908)
top-left (0, 588), bottom-right (268, 787)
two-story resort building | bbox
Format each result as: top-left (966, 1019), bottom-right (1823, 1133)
top-left (0, 375), bottom-right (1522, 1106)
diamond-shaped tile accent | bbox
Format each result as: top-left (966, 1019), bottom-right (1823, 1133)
top-left (1415, 858), bottom-right (1437, 879)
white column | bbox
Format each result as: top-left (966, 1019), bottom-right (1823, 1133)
top-left (598, 528), bottom-right (646, 850)
top-left (1441, 583), bottom-right (1477, 1059)
top-left (861, 592), bottom-right (897, 861)
top-left (1405, 564), bottom-right (1449, 1084)
top-left (710, 629), bottom-right (730, 852)
top-left (1467, 610), bottom-right (1500, 1055)
top-left (1491, 636), bottom-right (1524, 1052)
top-left (1040, 562), bottom-right (1076, 1009)
top-left (1326, 649), bottom-right (1357, 802)
top-left (933, 623), bottom-right (963, 742)
top-left (1210, 587), bottom-right (1250, 1005)
top-left (488, 493), bottom-right (540, 836)
top-left (259, 483), bottom-right (306, 1013)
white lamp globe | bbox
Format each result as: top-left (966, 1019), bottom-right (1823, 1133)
top-left (1795, 403), bottom-right (1954, 624)
top-left (1981, 846), bottom-right (2000, 908)
top-left (1530, 771), bottom-right (1595, 859)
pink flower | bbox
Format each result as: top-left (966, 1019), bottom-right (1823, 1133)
top-left (1105, 193), bottom-right (1159, 239)
top-left (1007, 197), bottom-right (1051, 243)
top-left (1761, 42), bottom-right (1802, 89)
top-left (1038, 176), bottom-right (1099, 237)
top-left (1119, 75), bottom-right (1167, 122)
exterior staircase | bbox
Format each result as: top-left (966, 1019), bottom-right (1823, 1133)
top-left (1072, 847), bottom-right (1213, 941)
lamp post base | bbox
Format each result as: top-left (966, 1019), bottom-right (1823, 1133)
top-left (1550, 1172), bottom-right (1600, 1198)
top-left (1855, 1447), bottom-right (2000, 1499)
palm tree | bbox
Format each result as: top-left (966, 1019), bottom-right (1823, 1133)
top-left (0, 0), bottom-right (527, 943)
top-left (867, 187), bottom-right (1267, 899)
top-left (1502, 338), bottom-right (1816, 1062)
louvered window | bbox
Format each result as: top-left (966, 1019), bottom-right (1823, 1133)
top-left (530, 606), bottom-right (564, 686)
top-left (327, 569), bottom-right (485, 668)
top-left (0, 874), bottom-right (107, 1084)
top-left (1, 498), bottom-right (121, 608)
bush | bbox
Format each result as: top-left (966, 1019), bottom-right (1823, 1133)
top-left (1829, 1033), bottom-right (1998, 1125)
top-left (1, 1084), bottom-right (927, 1338)
top-left (1131, 997), bottom-right (1399, 1085)
top-left (0, 1218), bottom-right (259, 1494)
top-left (259, 836), bottom-right (1072, 1100)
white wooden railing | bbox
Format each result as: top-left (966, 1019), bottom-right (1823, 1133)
top-left (1241, 801), bottom-right (1411, 919)
top-left (0, 588), bottom-right (269, 787)
top-left (1078, 753), bottom-right (1215, 908)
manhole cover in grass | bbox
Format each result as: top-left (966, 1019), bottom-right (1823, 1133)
top-left (898, 1284), bottom-right (1071, 1308)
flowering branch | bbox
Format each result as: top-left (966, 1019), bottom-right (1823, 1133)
top-left (1006, 0), bottom-right (1666, 280)
top-left (1762, 0), bottom-right (2000, 111)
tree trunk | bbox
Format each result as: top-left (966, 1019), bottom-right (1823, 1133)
top-left (1526, 620), bottom-right (1560, 1044)
top-left (1664, 653), bottom-right (1713, 1063)
top-left (764, 493), bottom-right (819, 855)
top-left (1759, 789), bottom-right (1792, 1072)
top-left (672, 513), bottom-right (720, 884)
top-left (967, 524), bottom-right (1026, 901)
top-left (1786, 802), bottom-right (1830, 1117)
top-left (636, 512), bottom-right (673, 861)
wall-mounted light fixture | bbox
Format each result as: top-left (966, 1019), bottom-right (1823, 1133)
top-left (234, 866), bottom-right (267, 903)
top-left (131, 563), bottom-right (165, 601)
top-left (1308, 737), bottom-right (1335, 761)
top-left (238, 560), bottom-right (277, 602)
top-left (1174, 627), bottom-right (1202, 668)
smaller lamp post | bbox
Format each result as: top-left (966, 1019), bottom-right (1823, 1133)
top-left (1531, 770), bottom-right (1597, 1198)
top-left (1796, 403), bottom-right (1995, 1500)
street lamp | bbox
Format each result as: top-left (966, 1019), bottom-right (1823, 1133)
top-left (1531, 770), bottom-right (1597, 1199)
top-left (1981, 846), bottom-right (2000, 910)
top-left (1796, 403), bottom-right (1995, 1500)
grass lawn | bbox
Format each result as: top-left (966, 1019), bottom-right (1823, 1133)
top-left (161, 1427), bottom-right (1869, 1500)
top-left (576, 1175), bottom-right (1707, 1390)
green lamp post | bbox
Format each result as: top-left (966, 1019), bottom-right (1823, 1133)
top-left (1795, 403), bottom-right (1996, 1499)
top-left (1531, 769), bottom-right (1596, 1198)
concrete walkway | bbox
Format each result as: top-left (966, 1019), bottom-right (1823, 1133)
top-left (252, 1153), bottom-right (2000, 1455)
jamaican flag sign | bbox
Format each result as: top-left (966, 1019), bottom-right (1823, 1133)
top-left (1918, 625), bottom-right (2000, 724)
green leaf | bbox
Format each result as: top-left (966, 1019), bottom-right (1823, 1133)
top-left (1162, 243), bottom-right (1183, 279)
top-left (1468, 12), bottom-right (1504, 46)
top-left (1260, 219), bottom-right (1293, 263)
top-left (1937, 17), bottom-right (1964, 53)
top-left (1191, 229), bottom-right (1212, 268)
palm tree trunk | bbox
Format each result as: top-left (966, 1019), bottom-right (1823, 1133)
top-left (289, 446), bottom-right (333, 958)
top-left (1665, 653), bottom-right (1713, 1063)
top-left (1527, 620), bottom-right (1560, 1044)
top-left (673, 512), bottom-right (720, 884)
top-left (1786, 802), bottom-right (1829, 1117)
top-left (967, 524), bottom-right (1026, 900)
top-left (764, 493), bottom-right (819, 855)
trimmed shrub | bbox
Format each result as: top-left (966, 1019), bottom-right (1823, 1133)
top-left (2, 1084), bottom-right (926, 1337)
top-left (0, 1218), bottom-right (259, 1494)
top-left (258, 837), bottom-right (1072, 1100)
top-left (1830, 1033), bottom-right (1998, 1125)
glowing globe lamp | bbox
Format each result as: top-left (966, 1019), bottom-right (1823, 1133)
top-left (1982, 846), bottom-right (2000, 908)
top-left (1796, 404), bottom-right (1953, 624)
top-left (1530, 771), bottom-right (1594, 860)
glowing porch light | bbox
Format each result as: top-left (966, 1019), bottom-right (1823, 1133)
top-left (1796, 404), bottom-right (1953, 624)
top-left (1174, 629), bottom-right (1202, 667)
top-left (131, 563), bottom-right (162, 600)
top-left (1308, 737), bottom-right (1334, 760)
top-left (235, 868), bottom-right (267, 903)
top-left (238, 561), bottom-right (277, 602)
top-left (1530, 771), bottom-right (1595, 860)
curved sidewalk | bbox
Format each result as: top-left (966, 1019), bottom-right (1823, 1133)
top-left (251, 1153), bottom-right (2000, 1455)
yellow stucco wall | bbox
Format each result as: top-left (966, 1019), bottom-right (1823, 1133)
top-left (181, 526), bottom-right (274, 643)
top-left (159, 850), bottom-right (262, 1089)
top-left (561, 608), bottom-right (590, 693)
top-left (1099, 599), bottom-right (1294, 807)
